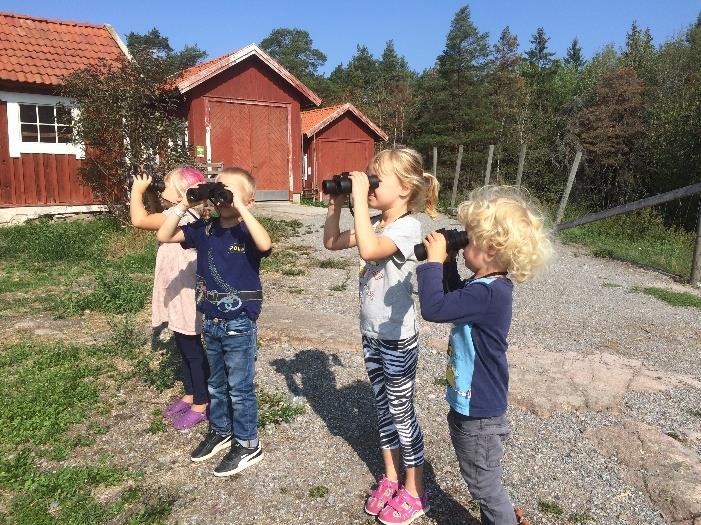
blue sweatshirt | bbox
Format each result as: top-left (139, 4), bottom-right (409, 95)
top-left (417, 261), bottom-right (513, 417)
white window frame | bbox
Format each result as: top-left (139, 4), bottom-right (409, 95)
top-left (1, 91), bottom-right (84, 159)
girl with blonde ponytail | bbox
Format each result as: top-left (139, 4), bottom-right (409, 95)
top-left (323, 147), bottom-right (436, 524)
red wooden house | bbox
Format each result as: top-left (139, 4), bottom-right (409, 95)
top-left (301, 103), bottom-right (388, 195)
top-left (0, 12), bottom-right (129, 221)
top-left (176, 44), bottom-right (322, 201)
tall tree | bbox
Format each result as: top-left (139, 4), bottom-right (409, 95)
top-left (126, 28), bottom-right (206, 75)
top-left (564, 38), bottom-right (585, 70)
top-left (377, 40), bottom-right (413, 145)
top-left (622, 21), bottom-right (655, 77)
top-left (260, 28), bottom-right (327, 83)
top-left (526, 27), bottom-right (555, 68)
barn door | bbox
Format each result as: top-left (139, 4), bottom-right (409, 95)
top-left (316, 139), bottom-right (373, 180)
top-left (207, 99), bottom-right (291, 200)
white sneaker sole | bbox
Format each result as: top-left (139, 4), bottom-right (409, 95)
top-left (377, 505), bottom-right (429, 525)
top-left (190, 437), bottom-right (232, 463)
top-left (212, 450), bottom-right (264, 477)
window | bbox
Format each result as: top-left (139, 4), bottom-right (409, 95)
top-left (19, 103), bottom-right (74, 144)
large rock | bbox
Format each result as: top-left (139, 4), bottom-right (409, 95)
top-left (585, 420), bottom-right (701, 524)
top-left (508, 346), bottom-right (701, 417)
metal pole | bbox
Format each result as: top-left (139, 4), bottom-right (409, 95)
top-left (450, 145), bottom-right (464, 208)
top-left (484, 145), bottom-right (494, 185)
top-left (432, 146), bottom-right (438, 178)
top-left (555, 149), bottom-right (582, 225)
top-left (516, 143), bottom-right (527, 189)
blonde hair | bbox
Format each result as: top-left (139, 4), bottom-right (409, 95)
top-left (369, 148), bottom-right (439, 219)
top-left (457, 186), bottom-right (553, 283)
top-left (217, 167), bottom-right (256, 199)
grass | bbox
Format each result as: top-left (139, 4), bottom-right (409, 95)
top-left (308, 485), bottom-right (329, 498)
top-left (258, 217), bottom-right (303, 243)
top-left (300, 197), bottom-right (328, 208)
top-left (538, 500), bottom-right (565, 515)
top-left (689, 409), bottom-right (701, 418)
top-left (568, 512), bottom-right (595, 523)
top-left (315, 257), bottom-right (352, 269)
top-left (257, 387), bottom-right (305, 428)
top-left (558, 207), bottom-right (695, 278)
top-left (147, 410), bottom-right (167, 434)
top-left (633, 286), bottom-right (701, 310)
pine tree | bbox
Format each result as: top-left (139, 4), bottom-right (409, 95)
top-left (526, 27), bottom-right (555, 68)
top-left (564, 38), bottom-right (585, 70)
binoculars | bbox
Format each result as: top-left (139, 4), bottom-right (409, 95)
top-left (127, 173), bottom-right (165, 193)
top-left (322, 172), bottom-right (380, 195)
top-left (414, 228), bottom-right (469, 261)
top-left (186, 181), bottom-right (233, 205)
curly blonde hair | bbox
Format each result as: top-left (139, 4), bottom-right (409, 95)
top-left (457, 186), bottom-right (553, 283)
top-left (369, 148), bottom-right (439, 219)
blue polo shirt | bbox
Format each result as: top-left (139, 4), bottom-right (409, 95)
top-left (181, 218), bottom-right (266, 321)
top-left (417, 262), bottom-right (513, 417)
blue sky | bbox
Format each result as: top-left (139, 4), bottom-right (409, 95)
top-left (8, 1), bottom-right (701, 74)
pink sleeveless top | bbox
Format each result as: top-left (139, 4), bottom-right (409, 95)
top-left (151, 207), bottom-right (202, 335)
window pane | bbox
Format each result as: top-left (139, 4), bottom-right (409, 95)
top-left (38, 105), bottom-right (55, 124)
top-left (19, 104), bottom-right (37, 123)
top-left (57, 125), bottom-right (73, 143)
top-left (21, 123), bottom-right (39, 142)
top-left (56, 105), bottom-right (72, 125)
top-left (39, 124), bottom-right (56, 143)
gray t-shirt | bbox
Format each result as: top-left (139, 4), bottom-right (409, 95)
top-left (359, 215), bottom-right (422, 339)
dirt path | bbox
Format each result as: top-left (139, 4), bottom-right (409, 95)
top-left (3, 203), bottom-right (700, 525)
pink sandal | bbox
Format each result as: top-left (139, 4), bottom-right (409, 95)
top-left (378, 487), bottom-right (429, 525)
top-left (364, 475), bottom-right (399, 516)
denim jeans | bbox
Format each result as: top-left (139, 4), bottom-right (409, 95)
top-left (448, 410), bottom-right (517, 525)
top-left (202, 315), bottom-right (258, 441)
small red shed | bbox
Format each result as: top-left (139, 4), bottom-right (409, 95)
top-left (301, 103), bottom-right (388, 194)
top-left (176, 44), bottom-right (321, 201)
top-left (0, 12), bottom-right (129, 219)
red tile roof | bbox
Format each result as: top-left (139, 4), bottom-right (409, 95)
top-left (301, 103), bottom-right (388, 141)
top-left (0, 12), bottom-right (129, 87)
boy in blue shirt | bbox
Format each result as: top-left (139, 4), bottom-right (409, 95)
top-left (158, 167), bottom-right (272, 477)
top-left (417, 186), bottom-right (552, 525)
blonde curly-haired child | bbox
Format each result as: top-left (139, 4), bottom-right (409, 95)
top-left (417, 185), bottom-right (553, 525)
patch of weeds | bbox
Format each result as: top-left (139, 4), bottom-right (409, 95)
top-left (433, 376), bottom-right (448, 387)
top-left (258, 217), bottom-right (303, 243)
top-left (125, 492), bottom-right (177, 525)
top-left (281, 268), bottom-right (305, 276)
top-left (108, 314), bottom-right (148, 355)
top-left (633, 286), bottom-right (701, 310)
top-left (257, 387), bottom-right (305, 427)
top-left (148, 409), bottom-right (167, 434)
top-left (135, 346), bottom-right (180, 392)
top-left (467, 500), bottom-right (480, 512)
top-left (688, 408), bottom-right (701, 418)
top-left (279, 486), bottom-right (290, 495)
top-left (538, 500), bottom-right (564, 515)
top-left (59, 270), bottom-right (153, 316)
top-left (316, 257), bottom-right (351, 269)
top-left (308, 485), bottom-right (329, 498)
top-left (301, 197), bottom-right (328, 208)
top-left (288, 286), bottom-right (304, 295)
top-left (261, 248), bottom-right (306, 275)
top-left (569, 512), bottom-right (596, 523)
top-left (89, 422), bottom-right (109, 435)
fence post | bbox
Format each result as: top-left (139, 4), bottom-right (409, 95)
top-left (450, 145), bottom-right (464, 208)
top-left (692, 197), bottom-right (701, 286)
top-left (555, 149), bottom-right (582, 225)
top-left (432, 146), bottom-right (438, 178)
top-left (516, 143), bottom-right (527, 189)
top-left (484, 145), bottom-right (494, 185)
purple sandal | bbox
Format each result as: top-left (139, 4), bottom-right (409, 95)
top-left (172, 408), bottom-right (208, 430)
top-left (164, 399), bottom-right (191, 419)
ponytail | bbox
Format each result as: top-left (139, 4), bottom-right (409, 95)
top-left (421, 172), bottom-right (439, 219)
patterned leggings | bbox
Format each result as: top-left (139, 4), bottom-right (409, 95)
top-left (363, 334), bottom-right (425, 468)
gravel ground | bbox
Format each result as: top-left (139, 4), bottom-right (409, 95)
top-left (27, 203), bottom-right (699, 525)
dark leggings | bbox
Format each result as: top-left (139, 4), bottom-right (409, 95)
top-left (174, 332), bottom-right (209, 405)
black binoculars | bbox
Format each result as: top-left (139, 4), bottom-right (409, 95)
top-left (321, 172), bottom-right (380, 195)
top-left (186, 181), bottom-right (233, 205)
top-left (414, 228), bottom-right (469, 261)
top-left (127, 173), bottom-right (165, 193)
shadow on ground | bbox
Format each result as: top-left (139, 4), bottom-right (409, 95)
top-left (271, 349), bottom-right (479, 525)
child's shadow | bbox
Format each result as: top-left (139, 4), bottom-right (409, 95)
top-left (270, 349), bottom-right (479, 525)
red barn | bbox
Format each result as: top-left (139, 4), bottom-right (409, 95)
top-left (0, 12), bottom-right (129, 221)
top-left (301, 103), bottom-right (388, 195)
top-left (176, 44), bottom-right (321, 201)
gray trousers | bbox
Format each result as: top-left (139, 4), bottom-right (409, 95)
top-left (448, 410), bottom-right (517, 525)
